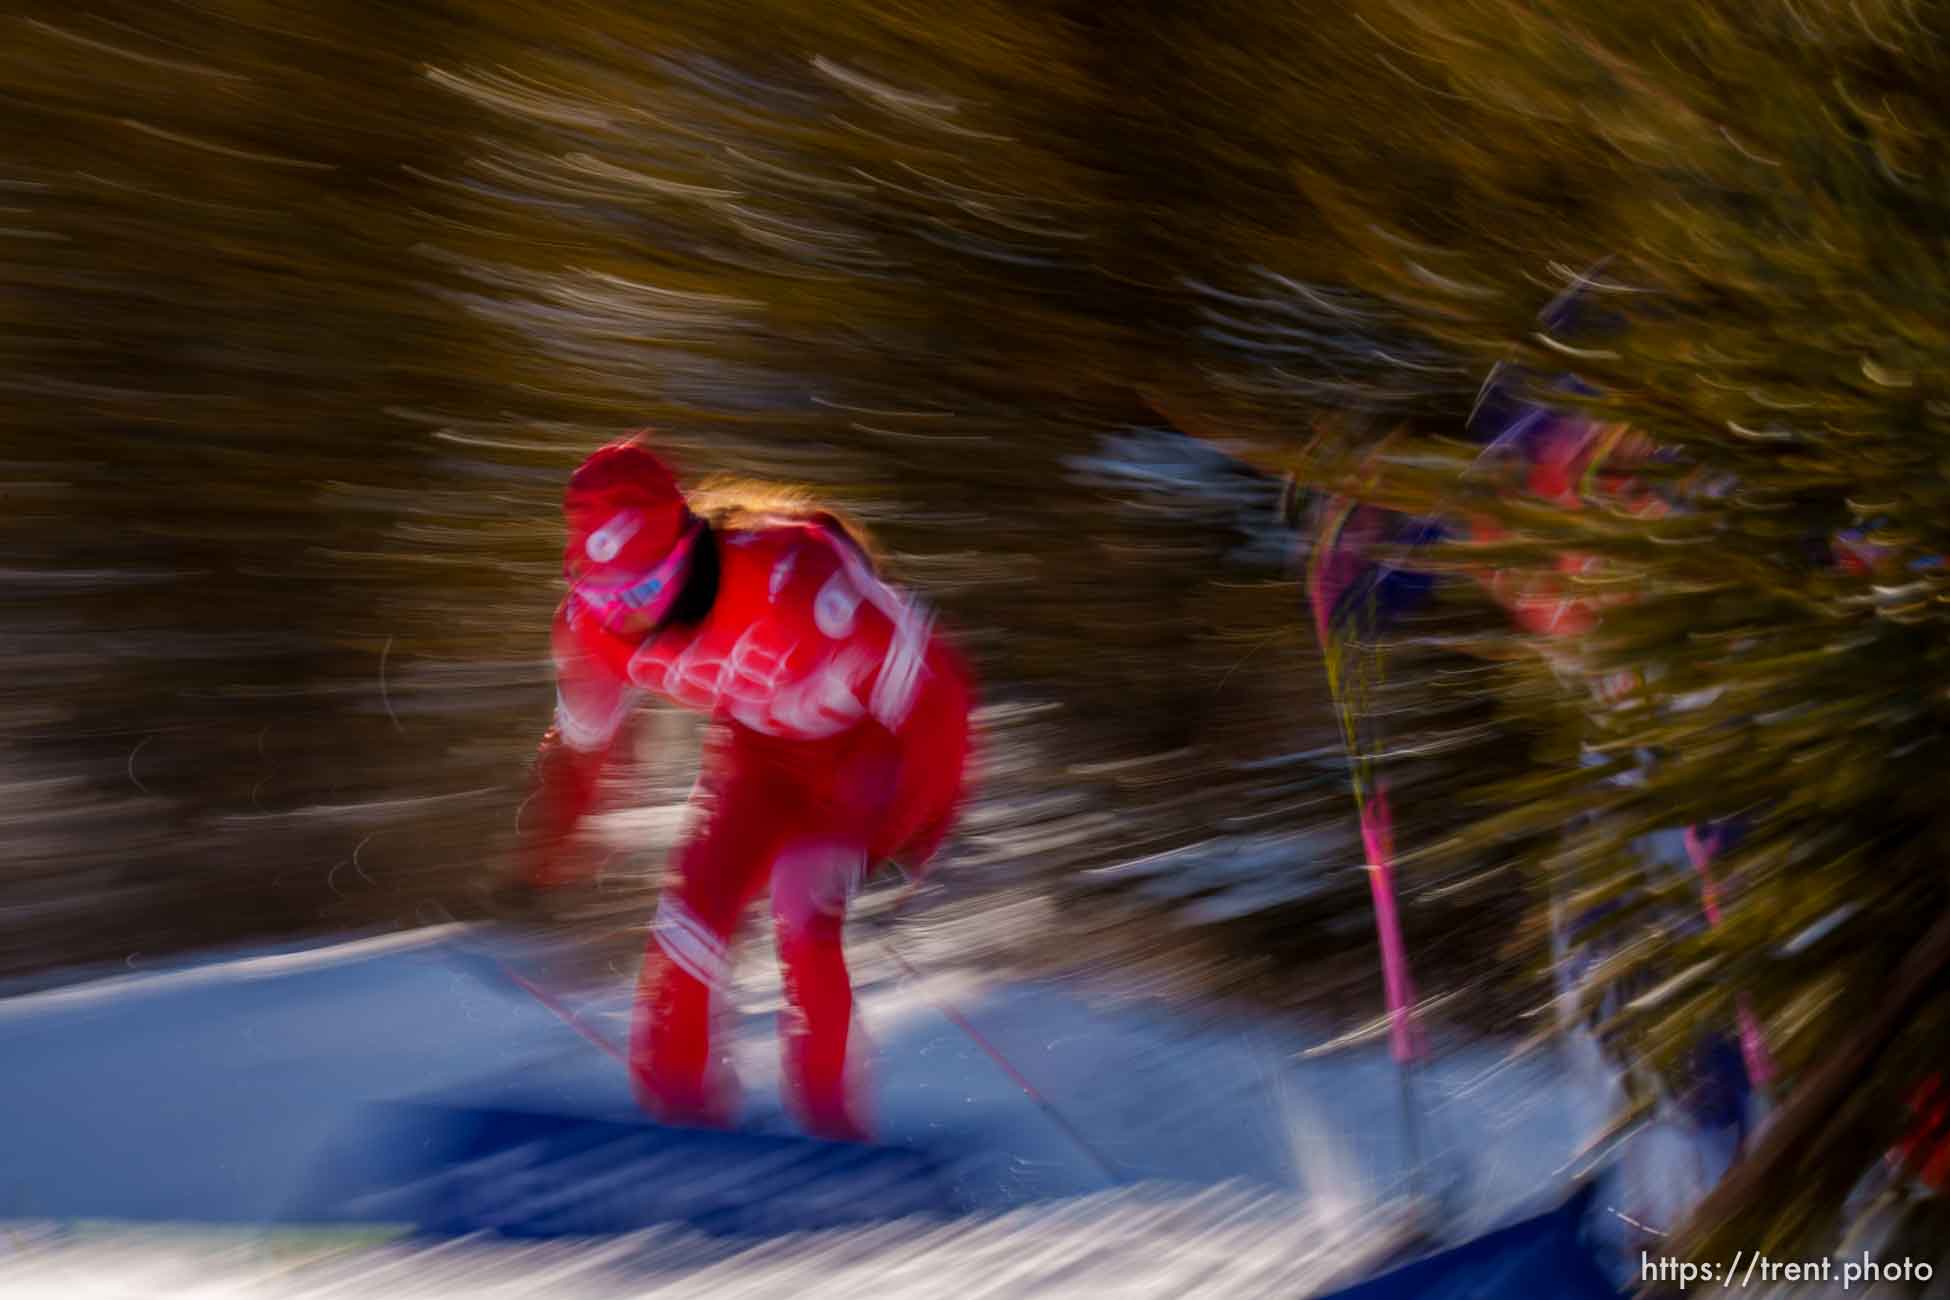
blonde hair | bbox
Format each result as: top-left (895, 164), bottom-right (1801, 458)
top-left (686, 474), bottom-right (885, 573)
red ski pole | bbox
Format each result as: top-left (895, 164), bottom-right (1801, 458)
top-left (869, 880), bottom-right (1128, 1187)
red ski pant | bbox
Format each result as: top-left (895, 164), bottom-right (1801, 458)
top-left (630, 729), bottom-right (895, 1142)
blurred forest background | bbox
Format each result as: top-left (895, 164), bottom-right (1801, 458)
top-left (5, 0), bottom-right (1950, 1258)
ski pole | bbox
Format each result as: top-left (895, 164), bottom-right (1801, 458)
top-left (495, 951), bottom-right (629, 1066)
top-left (423, 901), bottom-right (631, 1064)
top-left (870, 882), bottom-right (1128, 1188)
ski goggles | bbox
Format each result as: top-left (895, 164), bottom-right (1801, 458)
top-left (569, 518), bottom-right (703, 636)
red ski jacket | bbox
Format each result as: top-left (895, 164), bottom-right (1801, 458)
top-left (528, 516), bottom-right (976, 884)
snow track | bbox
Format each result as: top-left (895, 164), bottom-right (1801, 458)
top-left (0, 923), bottom-right (1612, 1295)
top-left (0, 1186), bottom-right (1413, 1299)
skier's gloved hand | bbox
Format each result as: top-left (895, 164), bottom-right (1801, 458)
top-left (520, 829), bottom-right (606, 892)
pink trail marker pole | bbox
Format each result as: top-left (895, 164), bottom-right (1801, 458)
top-left (1362, 785), bottom-right (1427, 1066)
top-left (1684, 825), bottom-right (1776, 1093)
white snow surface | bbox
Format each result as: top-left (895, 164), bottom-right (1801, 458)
top-left (0, 1189), bottom-right (1417, 1300)
top-left (0, 914), bottom-right (1621, 1297)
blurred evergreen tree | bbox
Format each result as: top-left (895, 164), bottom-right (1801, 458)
top-left (1141, 0), bottom-right (1950, 1258)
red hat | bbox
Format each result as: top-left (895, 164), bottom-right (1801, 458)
top-left (563, 436), bottom-right (702, 634)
